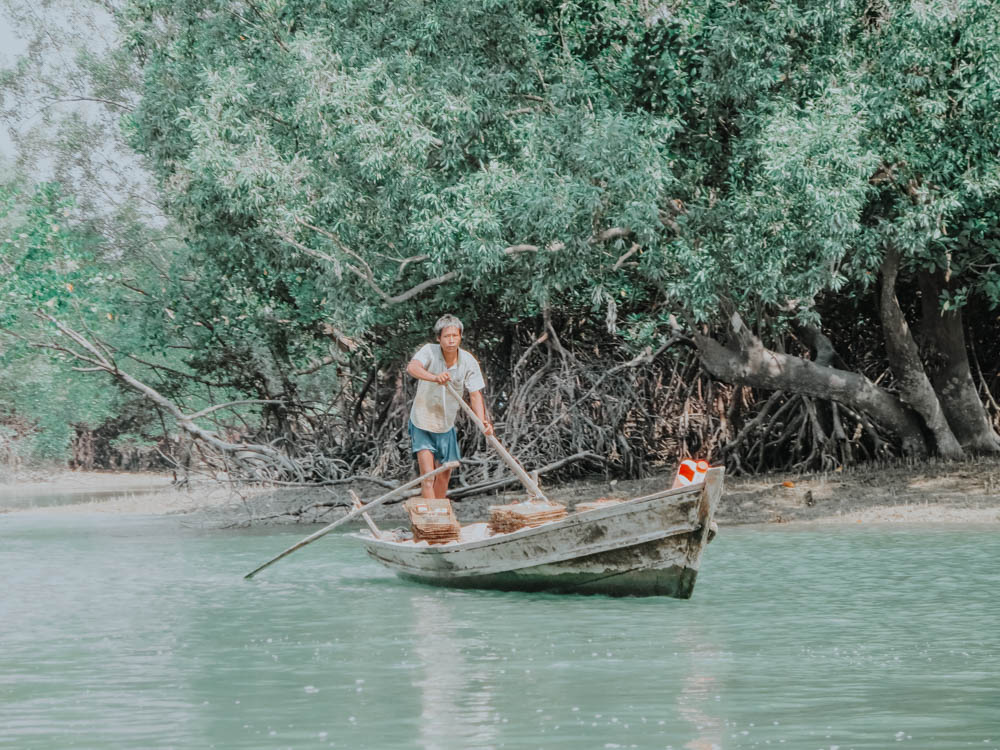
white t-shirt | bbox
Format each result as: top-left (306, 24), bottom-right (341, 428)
top-left (409, 343), bottom-right (486, 433)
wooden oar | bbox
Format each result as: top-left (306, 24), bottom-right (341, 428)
top-left (243, 460), bottom-right (458, 579)
top-left (444, 381), bottom-right (548, 503)
top-left (350, 490), bottom-right (382, 539)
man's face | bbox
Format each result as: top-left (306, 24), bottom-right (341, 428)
top-left (438, 325), bottom-right (462, 352)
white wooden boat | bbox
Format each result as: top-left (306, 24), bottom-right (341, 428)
top-left (352, 467), bottom-right (723, 598)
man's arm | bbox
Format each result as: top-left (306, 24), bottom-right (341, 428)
top-left (468, 389), bottom-right (494, 436)
top-left (406, 359), bottom-right (450, 385)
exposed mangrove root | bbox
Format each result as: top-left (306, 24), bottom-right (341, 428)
top-left (16, 312), bottom-right (961, 489)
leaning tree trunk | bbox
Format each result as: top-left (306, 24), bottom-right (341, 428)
top-left (693, 311), bottom-right (927, 457)
top-left (878, 246), bottom-right (964, 458)
top-left (918, 270), bottom-right (1000, 453)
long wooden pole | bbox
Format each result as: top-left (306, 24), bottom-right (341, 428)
top-left (444, 381), bottom-right (548, 503)
top-left (350, 490), bottom-right (382, 539)
top-left (244, 461), bottom-right (459, 579)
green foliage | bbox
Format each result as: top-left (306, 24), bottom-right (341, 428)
top-left (0, 350), bottom-right (120, 461)
top-left (858, 1), bottom-right (1000, 306)
top-left (118, 0), bottom-right (676, 364)
top-left (0, 182), bottom-right (120, 462)
top-left (5, 0), bottom-right (1000, 469)
top-left (116, 0), bottom-right (1000, 350)
top-left (1, 183), bottom-right (108, 326)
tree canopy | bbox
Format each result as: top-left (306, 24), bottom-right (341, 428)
top-left (2, 0), bottom-right (999, 481)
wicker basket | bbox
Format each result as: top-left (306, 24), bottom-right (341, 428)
top-left (487, 499), bottom-right (567, 534)
top-left (404, 498), bottom-right (461, 544)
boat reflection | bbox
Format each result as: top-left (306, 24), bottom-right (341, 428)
top-left (674, 628), bottom-right (723, 750)
top-left (410, 595), bottom-right (498, 750)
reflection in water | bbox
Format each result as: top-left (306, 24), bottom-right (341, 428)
top-left (674, 627), bottom-right (723, 750)
top-left (410, 596), bottom-right (497, 750)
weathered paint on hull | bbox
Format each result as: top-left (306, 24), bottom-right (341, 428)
top-left (380, 530), bottom-right (702, 597)
top-left (356, 467), bottom-right (723, 599)
top-left (395, 563), bottom-right (698, 598)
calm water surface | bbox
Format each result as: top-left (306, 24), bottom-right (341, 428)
top-left (1, 498), bottom-right (998, 750)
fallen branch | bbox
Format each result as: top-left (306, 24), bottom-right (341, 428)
top-left (29, 313), bottom-right (305, 481)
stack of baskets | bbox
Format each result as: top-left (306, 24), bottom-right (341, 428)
top-left (574, 497), bottom-right (625, 514)
top-left (404, 498), bottom-right (461, 544)
top-left (487, 499), bottom-right (567, 534)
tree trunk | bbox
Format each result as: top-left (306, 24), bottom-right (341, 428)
top-left (693, 312), bottom-right (927, 457)
top-left (797, 325), bottom-right (847, 369)
top-left (878, 247), bottom-right (964, 458)
top-left (918, 270), bottom-right (1000, 453)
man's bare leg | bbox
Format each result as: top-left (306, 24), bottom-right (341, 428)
top-left (433, 468), bottom-right (452, 499)
top-left (416, 449), bottom-right (439, 499)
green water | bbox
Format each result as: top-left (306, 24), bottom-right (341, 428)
top-left (1, 506), bottom-right (998, 750)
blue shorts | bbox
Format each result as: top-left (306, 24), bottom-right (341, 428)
top-left (409, 420), bottom-right (461, 464)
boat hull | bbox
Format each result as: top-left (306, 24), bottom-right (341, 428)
top-left (393, 542), bottom-right (700, 597)
top-left (355, 467), bottom-right (723, 598)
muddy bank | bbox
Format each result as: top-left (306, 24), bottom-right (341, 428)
top-left (0, 469), bottom-right (173, 496)
top-left (0, 469), bottom-right (231, 515)
top-left (5, 457), bottom-right (1000, 526)
top-left (192, 456), bottom-right (1000, 527)
top-left (485, 457), bottom-right (1000, 527)
top-left (713, 457), bottom-right (1000, 525)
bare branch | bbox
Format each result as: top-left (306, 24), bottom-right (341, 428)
top-left (30, 315), bottom-right (304, 479)
top-left (513, 332), bottom-right (549, 377)
top-left (185, 400), bottom-right (285, 421)
top-left (381, 271), bottom-right (458, 304)
top-left (396, 253), bottom-right (429, 271)
top-left (282, 220), bottom-right (630, 307)
top-left (613, 243), bottom-right (640, 270)
top-left (295, 354), bottom-right (341, 376)
top-left (40, 96), bottom-right (133, 112)
top-left (28, 337), bottom-right (107, 369)
top-left (276, 230), bottom-right (342, 266)
top-left (123, 353), bottom-right (233, 387)
top-left (592, 227), bottom-right (632, 244)
top-left (280, 225), bottom-right (458, 304)
top-left (36, 313), bottom-right (113, 367)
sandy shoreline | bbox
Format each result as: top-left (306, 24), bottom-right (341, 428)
top-left (0, 470), bottom-right (175, 496)
top-left (0, 470), bottom-right (229, 515)
top-left (3, 458), bottom-right (1000, 526)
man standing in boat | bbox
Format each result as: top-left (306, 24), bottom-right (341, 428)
top-left (406, 314), bottom-right (493, 499)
